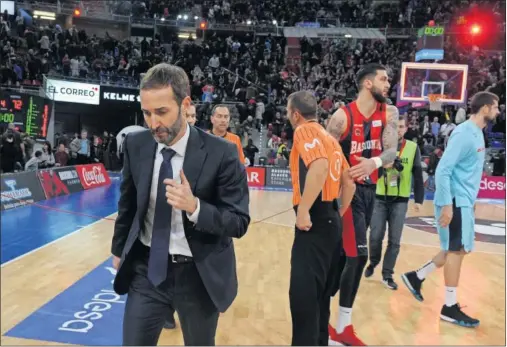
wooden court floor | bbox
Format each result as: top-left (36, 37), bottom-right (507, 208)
top-left (1, 190), bottom-right (505, 346)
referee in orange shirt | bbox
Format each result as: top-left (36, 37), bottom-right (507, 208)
top-left (286, 91), bottom-right (356, 346)
top-left (209, 105), bottom-right (246, 165)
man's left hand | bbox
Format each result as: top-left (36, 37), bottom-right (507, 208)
top-left (164, 170), bottom-right (197, 214)
top-left (349, 156), bottom-right (377, 179)
top-left (413, 203), bottom-right (422, 212)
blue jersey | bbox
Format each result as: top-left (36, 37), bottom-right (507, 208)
top-left (434, 120), bottom-right (486, 208)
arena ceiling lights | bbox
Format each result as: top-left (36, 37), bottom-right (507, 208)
top-left (33, 10), bottom-right (56, 21)
top-left (176, 14), bottom-right (199, 21)
top-left (283, 27), bottom-right (386, 40)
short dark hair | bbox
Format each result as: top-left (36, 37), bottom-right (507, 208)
top-left (140, 63), bottom-right (190, 106)
top-left (211, 104), bottom-right (229, 116)
top-left (399, 114), bottom-right (408, 125)
top-left (356, 63), bottom-right (387, 89)
top-left (470, 91), bottom-right (499, 114)
top-left (288, 91), bottom-right (317, 119)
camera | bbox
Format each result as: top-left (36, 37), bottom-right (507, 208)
top-left (393, 157), bottom-right (404, 172)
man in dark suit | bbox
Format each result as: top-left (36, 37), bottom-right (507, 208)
top-left (111, 63), bottom-right (250, 346)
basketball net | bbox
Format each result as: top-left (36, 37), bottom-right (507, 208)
top-left (428, 94), bottom-right (443, 112)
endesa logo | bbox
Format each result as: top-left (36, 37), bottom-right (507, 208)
top-left (45, 79), bottom-right (101, 105)
top-left (58, 266), bottom-right (124, 334)
top-left (478, 175), bottom-right (506, 200)
top-left (246, 167), bottom-right (266, 188)
top-left (76, 164), bottom-right (111, 189)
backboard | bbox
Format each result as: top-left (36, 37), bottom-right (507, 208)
top-left (398, 62), bottom-right (468, 104)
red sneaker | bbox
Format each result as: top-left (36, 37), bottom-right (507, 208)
top-left (328, 324), bottom-right (366, 346)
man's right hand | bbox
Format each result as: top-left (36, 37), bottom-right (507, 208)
top-left (112, 255), bottom-right (121, 270)
top-left (438, 205), bottom-right (453, 228)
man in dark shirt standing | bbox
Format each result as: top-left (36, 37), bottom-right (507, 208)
top-left (364, 114), bottom-right (425, 290)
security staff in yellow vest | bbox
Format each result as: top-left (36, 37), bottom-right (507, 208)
top-left (364, 114), bottom-right (425, 290)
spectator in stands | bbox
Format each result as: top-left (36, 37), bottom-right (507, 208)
top-left (77, 130), bottom-right (90, 164)
top-left (69, 135), bottom-right (81, 165)
top-left (2, 123), bottom-right (24, 158)
top-left (22, 133), bottom-right (35, 163)
top-left (439, 118), bottom-right (456, 146)
top-left (431, 116), bottom-right (441, 145)
top-left (39, 140), bottom-right (55, 168)
top-left (420, 115), bottom-right (434, 145)
top-left (244, 138), bottom-right (259, 166)
top-left (1, 128), bottom-right (23, 173)
top-left (54, 143), bottom-right (69, 167)
top-left (455, 105), bottom-right (467, 125)
top-left (105, 132), bottom-right (118, 170)
top-left (186, 104), bottom-right (197, 126)
top-left (25, 150), bottom-right (43, 171)
top-left (118, 133), bottom-right (127, 166)
top-left (90, 135), bottom-right (102, 164)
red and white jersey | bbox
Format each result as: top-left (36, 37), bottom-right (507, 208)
top-left (339, 101), bottom-right (387, 185)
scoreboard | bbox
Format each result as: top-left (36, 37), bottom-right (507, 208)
top-left (415, 26), bottom-right (445, 62)
top-left (0, 92), bottom-right (51, 140)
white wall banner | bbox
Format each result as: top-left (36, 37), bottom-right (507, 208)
top-left (45, 79), bottom-right (101, 105)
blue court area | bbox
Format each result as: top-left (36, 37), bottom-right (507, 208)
top-left (1, 179), bottom-right (121, 264)
top-left (4, 257), bottom-right (125, 345)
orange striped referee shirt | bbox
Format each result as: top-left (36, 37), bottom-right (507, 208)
top-left (289, 121), bottom-right (349, 206)
top-left (208, 130), bottom-right (246, 164)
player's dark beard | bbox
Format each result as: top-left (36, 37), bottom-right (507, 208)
top-left (151, 108), bottom-right (184, 145)
top-left (370, 86), bottom-right (387, 103)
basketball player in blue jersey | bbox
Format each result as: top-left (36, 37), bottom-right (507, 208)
top-left (401, 91), bottom-right (500, 327)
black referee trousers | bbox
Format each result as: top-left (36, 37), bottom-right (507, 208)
top-left (289, 202), bottom-right (342, 346)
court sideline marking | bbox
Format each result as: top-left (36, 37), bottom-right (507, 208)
top-left (0, 203), bottom-right (292, 268)
top-left (0, 213), bottom-right (117, 268)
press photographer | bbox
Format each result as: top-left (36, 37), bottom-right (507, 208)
top-left (364, 114), bottom-right (425, 290)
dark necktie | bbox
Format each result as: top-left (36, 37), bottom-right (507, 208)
top-left (148, 148), bottom-right (176, 287)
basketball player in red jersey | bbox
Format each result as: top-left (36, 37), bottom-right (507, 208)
top-left (325, 63), bottom-right (399, 346)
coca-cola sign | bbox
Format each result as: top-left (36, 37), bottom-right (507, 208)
top-left (76, 164), bottom-right (111, 190)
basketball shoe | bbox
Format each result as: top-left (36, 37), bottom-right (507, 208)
top-left (328, 324), bottom-right (366, 346)
top-left (440, 304), bottom-right (480, 328)
top-left (401, 271), bottom-right (424, 301)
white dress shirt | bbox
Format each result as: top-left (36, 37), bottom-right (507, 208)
top-left (140, 124), bottom-right (200, 257)
top-left (422, 121), bottom-right (430, 135)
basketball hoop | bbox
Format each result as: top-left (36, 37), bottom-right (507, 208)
top-left (427, 94), bottom-right (445, 102)
top-left (427, 94), bottom-right (444, 111)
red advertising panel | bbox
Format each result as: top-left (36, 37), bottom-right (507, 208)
top-left (478, 175), bottom-right (505, 200)
top-left (76, 163), bottom-right (111, 190)
top-left (37, 168), bottom-right (71, 199)
top-left (246, 167), bottom-right (266, 188)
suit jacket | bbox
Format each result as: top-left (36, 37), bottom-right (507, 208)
top-left (111, 126), bottom-right (250, 312)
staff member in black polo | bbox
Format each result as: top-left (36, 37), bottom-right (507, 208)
top-left (364, 114), bottom-right (424, 289)
top-left (111, 63), bottom-right (250, 346)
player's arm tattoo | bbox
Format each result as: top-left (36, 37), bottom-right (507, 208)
top-left (326, 110), bottom-right (346, 141)
top-left (380, 105), bottom-right (399, 165)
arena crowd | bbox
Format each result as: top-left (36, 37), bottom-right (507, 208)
top-left (0, 0), bottom-right (505, 176)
